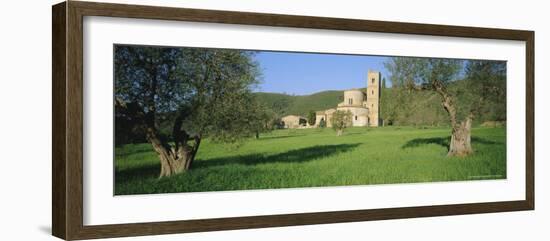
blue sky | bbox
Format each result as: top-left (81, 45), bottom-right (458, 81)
top-left (253, 51), bottom-right (391, 95)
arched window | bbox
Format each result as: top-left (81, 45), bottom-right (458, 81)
top-left (371, 78), bottom-right (375, 83)
top-left (355, 116), bottom-right (357, 120)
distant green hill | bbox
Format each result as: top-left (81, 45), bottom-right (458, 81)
top-left (254, 90), bottom-right (344, 117)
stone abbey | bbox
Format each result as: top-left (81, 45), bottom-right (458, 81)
top-left (315, 70), bottom-right (381, 127)
top-left (281, 70), bottom-right (381, 128)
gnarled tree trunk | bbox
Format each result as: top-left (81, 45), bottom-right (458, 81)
top-left (433, 80), bottom-right (473, 157)
top-left (141, 105), bottom-right (202, 178)
top-left (146, 126), bottom-right (201, 178)
top-left (448, 116), bottom-right (473, 157)
top-left (115, 95), bottom-right (202, 178)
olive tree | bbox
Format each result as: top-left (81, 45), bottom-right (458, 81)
top-left (307, 110), bottom-right (316, 126)
top-left (115, 46), bottom-right (263, 177)
top-left (385, 57), bottom-right (505, 156)
top-left (331, 110), bottom-right (353, 136)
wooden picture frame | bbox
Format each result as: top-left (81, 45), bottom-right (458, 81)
top-left (52, 1), bottom-right (534, 240)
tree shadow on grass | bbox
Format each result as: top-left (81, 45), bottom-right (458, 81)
top-left (115, 143), bottom-right (361, 182)
top-left (257, 134), bottom-right (306, 141)
top-left (192, 143), bottom-right (361, 169)
top-left (115, 147), bottom-right (155, 157)
top-left (115, 163), bottom-right (160, 184)
top-left (402, 136), bottom-right (499, 150)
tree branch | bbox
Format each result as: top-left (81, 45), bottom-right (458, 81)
top-left (432, 80), bottom-right (457, 128)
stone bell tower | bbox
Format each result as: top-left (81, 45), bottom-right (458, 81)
top-left (366, 70), bottom-right (381, 126)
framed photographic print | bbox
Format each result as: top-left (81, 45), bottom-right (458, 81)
top-left (52, 1), bottom-right (534, 240)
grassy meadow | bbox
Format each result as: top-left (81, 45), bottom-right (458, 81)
top-left (114, 126), bottom-right (506, 195)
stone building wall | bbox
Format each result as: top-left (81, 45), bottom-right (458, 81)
top-left (365, 70), bottom-right (381, 126)
top-left (281, 115), bottom-right (306, 129)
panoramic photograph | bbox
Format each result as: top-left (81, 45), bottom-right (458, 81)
top-left (113, 45), bottom-right (507, 195)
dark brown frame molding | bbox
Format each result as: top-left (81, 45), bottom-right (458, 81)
top-left (52, 1), bottom-right (535, 240)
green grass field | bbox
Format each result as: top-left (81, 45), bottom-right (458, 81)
top-left (114, 126), bottom-right (506, 195)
